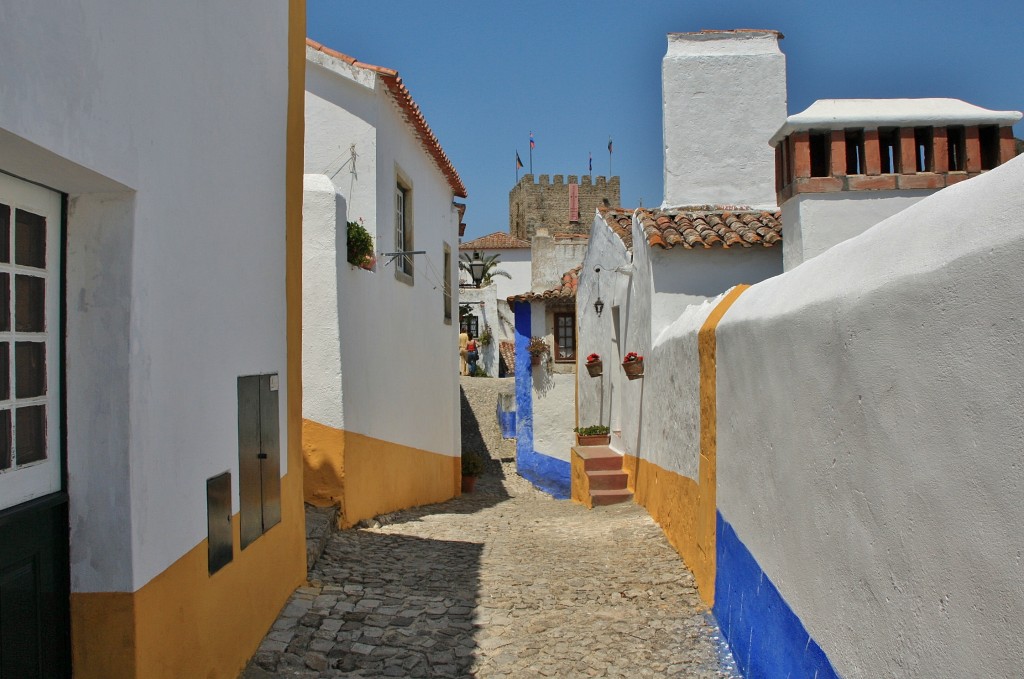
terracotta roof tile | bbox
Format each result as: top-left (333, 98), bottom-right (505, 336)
top-left (507, 265), bottom-right (581, 304)
top-left (601, 206), bottom-right (782, 251)
top-left (306, 38), bottom-right (467, 198)
top-left (459, 232), bottom-right (531, 250)
top-left (499, 341), bottom-right (516, 373)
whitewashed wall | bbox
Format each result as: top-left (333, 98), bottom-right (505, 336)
top-left (717, 157), bottom-right (1024, 677)
top-left (530, 306), bottom-right (576, 463)
top-left (459, 284), bottom-right (500, 376)
top-left (531, 232), bottom-right (588, 292)
top-left (649, 247), bottom-right (782, 337)
top-left (576, 212), bottom-right (631, 433)
top-left (662, 31), bottom-right (786, 209)
top-left (0, 1), bottom-right (290, 592)
top-left (302, 176), bottom-right (346, 430)
top-left (458, 247), bottom-right (531, 300)
top-left (783, 190), bottom-right (935, 271)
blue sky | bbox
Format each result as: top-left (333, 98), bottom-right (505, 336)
top-left (308, 0), bottom-right (1024, 241)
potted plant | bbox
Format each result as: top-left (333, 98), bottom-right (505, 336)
top-left (346, 219), bottom-right (375, 270)
top-left (527, 336), bottom-right (548, 366)
top-left (622, 351), bottom-right (644, 379)
top-left (461, 450), bottom-right (485, 492)
top-left (478, 325), bottom-right (493, 347)
top-left (574, 425), bottom-right (611, 446)
top-left (584, 352), bottom-right (603, 377)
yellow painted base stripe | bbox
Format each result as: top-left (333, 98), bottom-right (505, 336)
top-left (70, 470), bottom-right (306, 679)
top-left (695, 284), bottom-right (749, 605)
top-left (570, 448), bottom-right (593, 508)
top-left (626, 453), bottom-right (703, 587)
top-left (302, 418), bottom-right (459, 527)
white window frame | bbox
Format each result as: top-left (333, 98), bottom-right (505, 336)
top-left (0, 172), bottom-right (62, 511)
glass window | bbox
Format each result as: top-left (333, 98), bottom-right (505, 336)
top-left (554, 312), bottom-right (576, 362)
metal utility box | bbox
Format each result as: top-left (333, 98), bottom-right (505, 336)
top-left (206, 472), bottom-right (232, 574)
top-left (237, 374), bottom-right (281, 549)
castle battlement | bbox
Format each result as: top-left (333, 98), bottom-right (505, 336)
top-left (509, 173), bottom-right (621, 240)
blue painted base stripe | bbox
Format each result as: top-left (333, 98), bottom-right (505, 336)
top-left (516, 450), bottom-right (571, 500)
top-left (497, 411), bottom-right (516, 439)
top-left (715, 512), bottom-right (839, 679)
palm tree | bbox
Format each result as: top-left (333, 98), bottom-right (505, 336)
top-left (460, 252), bottom-right (511, 287)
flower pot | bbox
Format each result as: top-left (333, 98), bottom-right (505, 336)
top-left (359, 254), bottom-right (376, 271)
top-left (531, 354), bottom-right (541, 366)
top-left (622, 359), bottom-right (644, 380)
top-left (585, 360), bottom-right (603, 377)
top-left (576, 434), bottom-right (611, 447)
top-left (461, 475), bottom-right (478, 493)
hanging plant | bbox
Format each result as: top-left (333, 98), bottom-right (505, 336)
top-left (585, 352), bottom-right (603, 377)
top-left (622, 352), bottom-right (644, 379)
top-left (479, 325), bottom-right (493, 346)
top-left (346, 219), bottom-right (375, 268)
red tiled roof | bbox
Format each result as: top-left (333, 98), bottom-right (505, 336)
top-left (306, 39), bottom-right (467, 198)
top-left (499, 341), bottom-right (515, 373)
top-left (507, 265), bottom-right (580, 304)
top-left (460, 232), bottom-right (531, 250)
top-left (600, 207), bottom-right (782, 250)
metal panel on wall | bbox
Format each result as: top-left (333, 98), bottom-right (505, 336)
top-left (258, 374), bottom-right (281, 531)
top-left (237, 375), bottom-right (262, 550)
top-left (206, 472), bottom-right (232, 574)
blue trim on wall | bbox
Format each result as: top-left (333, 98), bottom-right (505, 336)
top-left (496, 408), bottom-right (516, 440)
top-left (715, 512), bottom-right (839, 679)
top-left (512, 302), bottom-right (571, 500)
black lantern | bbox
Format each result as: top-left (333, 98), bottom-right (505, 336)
top-left (470, 251), bottom-right (486, 287)
top-left (594, 297), bottom-right (605, 317)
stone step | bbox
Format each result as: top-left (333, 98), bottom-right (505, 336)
top-left (590, 489), bottom-right (633, 507)
top-left (574, 446), bottom-right (623, 472)
top-left (586, 469), bottom-right (628, 491)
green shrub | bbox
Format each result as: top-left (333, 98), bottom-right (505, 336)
top-left (346, 220), bottom-right (374, 266)
top-left (573, 425), bottom-right (610, 436)
top-left (461, 450), bottom-right (485, 476)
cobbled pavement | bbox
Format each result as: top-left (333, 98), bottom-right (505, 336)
top-left (242, 377), bottom-right (740, 678)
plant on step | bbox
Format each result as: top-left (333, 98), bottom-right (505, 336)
top-left (346, 218), bottom-right (375, 268)
top-left (461, 450), bottom-right (485, 477)
top-left (574, 425), bottom-right (610, 436)
top-left (471, 365), bottom-right (490, 378)
top-left (527, 336), bottom-right (549, 356)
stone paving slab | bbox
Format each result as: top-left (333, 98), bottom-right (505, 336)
top-left (243, 469), bottom-right (739, 678)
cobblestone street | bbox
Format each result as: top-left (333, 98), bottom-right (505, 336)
top-left (244, 379), bottom-right (739, 678)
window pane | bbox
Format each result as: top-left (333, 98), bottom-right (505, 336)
top-left (0, 342), bottom-right (8, 400)
top-left (0, 410), bottom-right (9, 470)
top-left (14, 209), bottom-right (46, 268)
top-left (15, 405), bottom-right (46, 464)
top-left (0, 203), bottom-right (10, 263)
top-left (15, 342), bottom-right (45, 398)
top-left (15, 275), bottom-right (44, 332)
top-left (0, 272), bottom-right (8, 332)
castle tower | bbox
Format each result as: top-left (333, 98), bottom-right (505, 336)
top-left (772, 98), bottom-right (1022, 270)
top-left (662, 30), bottom-right (787, 208)
top-left (509, 174), bottom-right (621, 241)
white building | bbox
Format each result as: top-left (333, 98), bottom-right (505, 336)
top-left (0, 2), bottom-right (305, 677)
top-left (303, 39), bottom-right (466, 526)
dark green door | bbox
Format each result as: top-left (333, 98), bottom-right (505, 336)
top-left (0, 495), bottom-right (70, 679)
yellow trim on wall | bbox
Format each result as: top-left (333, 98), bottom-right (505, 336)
top-left (570, 448), bottom-right (593, 508)
top-left (695, 284), bottom-right (749, 604)
top-left (70, 471), bottom-right (306, 678)
top-left (302, 419), bottom-right (460, 527)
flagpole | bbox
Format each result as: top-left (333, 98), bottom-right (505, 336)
top-left (608, 136), bottom-right (612, 176)
top-left (516, 151), bottom-right (519, 184)
top-left (529, 131), bottom-right (534, 174)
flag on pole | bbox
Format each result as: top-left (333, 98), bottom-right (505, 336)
top-left (530, 132), bottom-right (536, 150)
top-left (608, 137), bottom-right (613, 154)
top-left (588, 152), bottom-right (592, 174)
top-left (516, 151), bottom-right (524, 169)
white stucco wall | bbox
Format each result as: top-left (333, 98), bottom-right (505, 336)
top-left (649, 247), bottom-right (782, 337)
top-left (662, 31), bottom-right (787, 209)
top-left (716, 157), bottom-right (1024, 676)
top-left (1, 2), bottom-right (290, 592)
top-left (304, 49), bottom-right (461, 458)
top-left (458, 247), bottom-right (531, 300)
top-left (459, 284), bottom-right (501, 376)
top-left (531, 233), bottom-right (588, 292)
top-left (783, 190), bottom-right (936, 271)
top-left (303, 176), bottom-right (346, 430)
top-left (576, 212), bottom-right (631, 431)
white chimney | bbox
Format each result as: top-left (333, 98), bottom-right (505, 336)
top-left (662, 30), bottom-right (787, 209)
